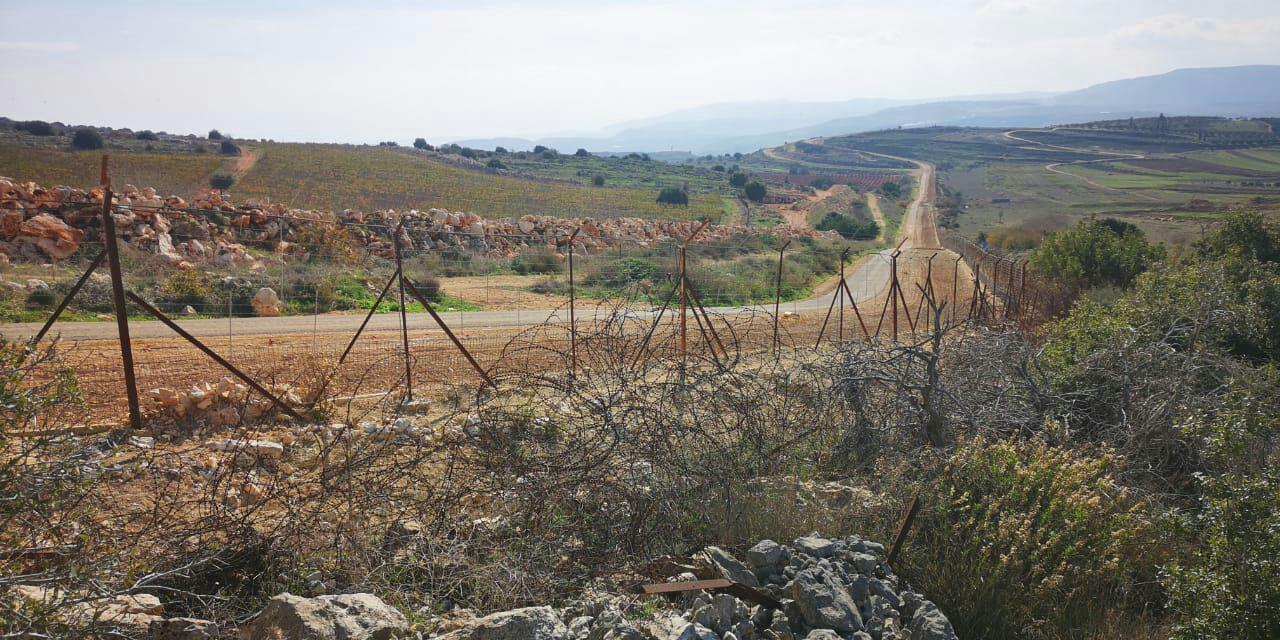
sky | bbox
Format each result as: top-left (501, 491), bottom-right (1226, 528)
top-left (2, 0), bottom-right (1279, 144)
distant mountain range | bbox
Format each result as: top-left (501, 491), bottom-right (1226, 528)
top-left (453, 65), bottom-right (1280, 155)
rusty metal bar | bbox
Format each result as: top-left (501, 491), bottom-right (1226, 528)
top-left (890, 251), bottom-right (900, 341)
top-left (678, 246), bottom-right (688, 367)
top-left (887, 492), bottom-right (922, 566)
top-left (684, 287), bottom-right (723, 370)
top-left (393, 218), bottom-right (413, 401)
top-left (338, 267), bottom-right (400, 365)
top-left (568, 226), bottom-right (580, 378)
top-left (951, 254), bottom-right (961, 328)
top-left (633, 279), bottom-right (679, 368)
top-left (638, 579), bottom-right (731, 595)
top-left (772, 239), bottom-right (790, 356)
top-left (683, 276), bottom-right (728, 361)
top-left (677, 220), bottom-right (710, 369)
top-left (837, 247), bottom-right (849, 341)
top-left (402, 275), bottom-right (495, 387)
top-left (636, 579), bottom-right (781, 610)
top-left (814, 276), bottom-right (843, 348)
top-left (125, 291), bottom-right (306, 421)
top-left (839, 276), bottom-right (872, 341)
top-left (32, 250), bottom-right (105, 344)
top-left (101, 184), bottom-right (143, 429)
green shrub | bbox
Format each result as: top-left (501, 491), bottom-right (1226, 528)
top-left (728, 172), bottom-right (748, 188)
top-left (592, 175), bottom-right (605, 187)
top-left (657, 187), bottom-right (689, 206)
top-left (1029, 218), bottom-right (1165, 290)
top-left (810, 176), bottom-right (835, 190)
top-left (208, 129), bottom-right (223, 140)
top-left (486, 158), bottom-right (505, 169)
top-left (24, 288), bottom-right (57, 309)
top-left (512, 247), bottom-right (563, 275)
top-left (210, 173), bottom-right (235, 191)
top-left (1164, 409), bottom-right (1280, 640)
top-left (413, 138), bottom-right (429, 150)
top-left (418, 276), bottom-right (442, 302)
top-left (878, 181), bottom-right (903, 198)
top-left (904, 437), bottom-right (1163, 639)
top-left (157, 270), bottom-right (217, 311)
top-left (530, 278), bottom-right (568, 295)
top-left (135, 130), bottom-right (158, 141)
top-left (220, 140), bottom-right (240, 155)
top-left (815, 212), bottom-right (878, 240)
top-left (70, 128), bottom-right (104, 150)
top-left (743, 181), bottom-right (766, 202)
top-left (575, 148), bottom-right (590, 157)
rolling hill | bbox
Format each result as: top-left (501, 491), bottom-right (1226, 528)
top-left (457, 65), bottom-right (1280, 154)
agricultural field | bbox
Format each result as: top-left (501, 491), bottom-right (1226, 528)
top-left (779, 123), bottom-right (1280, 246)
top-left (452, 146), bottom-right (743, 195)
top-left (233, 143), bottom-right (730, 220)
top-left (0, 143), bottom-right (223, 197)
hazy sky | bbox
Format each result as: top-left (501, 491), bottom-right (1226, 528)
top-left (3, 0), bottom-right (1278, 143)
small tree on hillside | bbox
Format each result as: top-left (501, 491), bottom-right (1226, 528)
top-left (135, 130), bottom-right (158, 141)
top-left (208, 129), bottom-right (223, 140)
top-left (413, 138), bottom-right (429, 150)
top-left (729, 172), bottom-right (748, 188)
top-left (16, 120), bottom-right (54, 136)
top-left (575, 148), bottom-right (590, 157)
top-left (70, 129), bottom-right (104, 151)
top-left (220, 140), bottom-right (240, 155)
top-left (657, 187), bottom-right (689, 205)
top-left (744, 180), bottom-right (767, 202)
top-left (209, 173), bottom-right (235, 193)
top-left (592, 175), bottom-right (606, 187)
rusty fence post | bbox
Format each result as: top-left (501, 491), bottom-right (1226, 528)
top-left (773, 239), bottom-right (790, 356)
top-left (568, 227), bottom-right (580, 379)
top-left (99, 156), bottom-right (143, 429)
top-left (887, 492), bottom-right (922, 566)
top-left (393, 218), bottom-right (413, 401)
top-left (950, 254), bottom-right (960, 328)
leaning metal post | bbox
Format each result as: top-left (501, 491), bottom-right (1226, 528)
top-left (99, 156), bottom-right (143, 429)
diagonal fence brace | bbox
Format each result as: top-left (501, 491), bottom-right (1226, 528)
top-left (402, 275), bottom-right (496, 388)
top-left (125, 291), bottom-right (306, 422)
top-left (32, 249), bottom-right (106, 344)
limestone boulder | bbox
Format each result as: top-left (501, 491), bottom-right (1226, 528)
top-left (238, 592), bottom-right (408, 640)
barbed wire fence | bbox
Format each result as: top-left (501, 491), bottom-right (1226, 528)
top-left (4, 155), bottom-right (1055, 428)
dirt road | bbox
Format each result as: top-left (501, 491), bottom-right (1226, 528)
top-left (1002, 129), bottom-right (1158, 201)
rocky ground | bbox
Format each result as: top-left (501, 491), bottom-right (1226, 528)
top-left (17, 533), bottom-right (953, 639)
top-left (0, 176), bottom-right (837, 269)
top-left (415, 534), bottom-right (955, 640)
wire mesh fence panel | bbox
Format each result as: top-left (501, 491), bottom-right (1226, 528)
top-left (5, 188), bottom-right (1003, 426)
